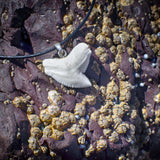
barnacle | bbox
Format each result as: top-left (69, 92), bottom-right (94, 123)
top-left (119, 31), bottom-right (130, 45)
top-left (51, 111), bottom-right (76, 131)
top-left (106, 37), bottom-right (113, 48)
top-left (102, 25), bottom-right (112, 37)
top-left (78, 118), bottom-right (87, 127)
top-left (84, 95), bottom-right (96, 105)
top-left (85, 144), bottom-right (95, 157)
top-left (145, 34), bottom-right (152, 43)
top-left (111, 25), bottom-right (121, 33)
top-left (130, 36), bottom-right (136, 48)
top-left (43, 125), bottom-right (52, 137)
top-left (103, 16), bottom-right (113, 27)
top-left (77, 1), bottom-right (87, 10)
top-left (113, 115), bottom-right (122, 129)
top-left (127, 18), bottom-right (138, 31)
top-left (119, 81), bottom-right (132, 102)
top-left (115, 53), bottom-right (122, 65)
top-left (28, 114), bottom-right (41, 127)
top-left (116, 122), bottom-right (130, 134)
top-left (116, 69), bottom-right (126, 80)
top-left (78, 135), bottom-right (86, 144)
top-left (142, 108), bottom-right (149, 120)
top-left (60, 111), bottom-right (76, 123)
top-left (90, 110), bottom-right (100, 121)
top-left (68, 124), bottom-right (82, 135)
top-left (109, 131), bottom-right (119, 143)
top-left (96, 34), bottom-right (106, 46)
top-left (131, 58), bottom-right (140, 70)
top-left (62, 30), bottom-right (69, 39)
top-left (30, 127), bottom-right (42, 139)
top-left (28, 136), bottom-right (41, 155)
top-left (130, 110), bottom-right (138, 120)
top-left (85, 33), bottom-right (96, 44)
top-left (47, 104), bottom-right (60, 117)
top-left (155, 109), bottom-right (160, 124)
top-left (112, 105), bottom-right (125, 119)
top-left (95, 47), bottom-right (108, 63)
top-left (27, 105), bottom-right (34, 114)
top-left (110, 45), bottom-right (117, 56)
top-left (151, 21), bottom-right (158, 33)
top-left (100, 86), bottom-right (107, 96)
top-left (52, 117), bottom-right (69, 131)
top-left (106, 80), bottom-right (119, 101)
top-left (132, 27), bottom-right (141, 38)
top-left (13, 96), bottom-right (27, 110)
top-left (129, 124), bottom-right (136, 136)
top-left (96, 138), bottom-right (107, 152)
top-left (127, 47), bottom-right (136, 57)
top-left (74, 103), bottom-right (86, 117)
top-left (98, 115), bottom-right (112, 128)
top-left (151, 34), bottom-right (158, 42)
top-left (154, 93), bottom-right (160, 103)
top-left (40, 109), bottom-right (52, 124)
top-left (100, 105), bottom-right (112, 115)
top-left (63, 15), bottom-right (71, 25)
top-left (113, 33), bottom-right (121, 45)
top-left (50, 129), bottom-right (64, 140)
top-left (120, 0), bottom-right (134, 6)
top-left (66, 24), bottom-right (75, 34)
top-left (48, 90), bottom-right (63, 105)
top-left (41, 146), bottom-right (48, 154)
top-left (117, 44), bottom-right (126, 54)
top-left (152, 43), bottom-right (159, 53)
top-left (50, 151), bottom-right (57, 158)
top-left (103, 128), bottom-right (112, 138)
top-left (63, 12), bottom-right (74, 25)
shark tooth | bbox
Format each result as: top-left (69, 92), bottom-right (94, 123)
top-left (43, 43), bottom-right (92, 88)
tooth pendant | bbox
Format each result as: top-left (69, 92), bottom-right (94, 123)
top-left (42, 43), bottom-right (92, 88)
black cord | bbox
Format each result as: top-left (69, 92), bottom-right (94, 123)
top-left (0, 0), bottom-right (95, 59)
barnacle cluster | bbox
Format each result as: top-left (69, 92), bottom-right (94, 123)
top-left (24, 90), bottom-right (97, 157)
top-left (142, 92), bottom-right (160, 125)
top-left (26, 90), bottom-right (65, 155)
top-left (62, 11), bottom-right (75, 40)
top-left (84, 79), bottom-right (137, 157)
top-left (13, 95), bottom-right (34, 114)
top-left (95, 47), bottom-right (108, 63)
top-left (13, 80), bottom-right (137, 158)
top-left (10, 0), bottom-right (160, 159)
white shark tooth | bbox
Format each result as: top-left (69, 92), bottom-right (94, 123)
top-left (42, 42), bottom-right (92, 88)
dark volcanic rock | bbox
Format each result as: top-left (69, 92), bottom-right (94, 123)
top-left (39, 131), bottom-right (82, 160)
top-left (0, 104), bottom-right (17, 160)
top-left (0, 0), bottom-right (160, 160)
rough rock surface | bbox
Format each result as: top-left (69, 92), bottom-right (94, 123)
top-left (0, 0), bottom-right (160, 160)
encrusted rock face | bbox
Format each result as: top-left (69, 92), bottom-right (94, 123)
top-left (0, 0), bottom-right (160, 160)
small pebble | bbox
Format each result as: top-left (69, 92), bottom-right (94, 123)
top-left (143, 54), bottom-right (148, 59)
top-left (139, 82), bottom-right (145, 87)
top-left (75, 115), bottom-right (80, 119)
top-left (135, 73), bottom-right (140, 78)
top-left (151, 63), bottom-right (156, 68)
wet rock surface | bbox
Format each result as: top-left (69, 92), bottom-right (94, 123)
top-left (0, 0), bottom-right (160, 160)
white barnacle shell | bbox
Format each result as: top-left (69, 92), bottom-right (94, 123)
top-left (43, 43), bottom-right (92, 88)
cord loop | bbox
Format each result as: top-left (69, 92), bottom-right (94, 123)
top-left (55, 43), bottom-right (67, 57)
